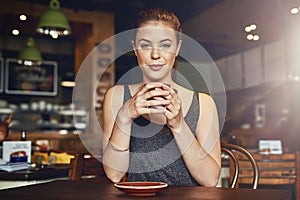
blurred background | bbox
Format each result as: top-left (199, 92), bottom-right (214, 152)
top-left (0, 0), bottom-right (300, 153)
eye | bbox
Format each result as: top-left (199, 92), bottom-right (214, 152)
top-left (160, 43), bottom-right (172, 49)
top-left (139, 43), bottom-right (152, 49)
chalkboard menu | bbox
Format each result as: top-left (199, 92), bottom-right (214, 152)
top-left (5, 58), bottom-right (58, 96)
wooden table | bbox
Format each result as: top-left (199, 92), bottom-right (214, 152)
top-left (0, 177), bottom-right (292, 200)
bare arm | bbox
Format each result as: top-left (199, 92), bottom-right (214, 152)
top-left (164, 88), bottom-right (221, 187)
top-left (102, 83), bottom-right (171, 183)
top-left (102, 85), bottom-right (131, 183)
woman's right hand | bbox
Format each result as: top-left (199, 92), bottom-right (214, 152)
top-left (119, 83), bottom-right (171, 121)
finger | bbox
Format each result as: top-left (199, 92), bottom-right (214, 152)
top-left (161, 87), bottom-right (177, 99)
top-left (149, 107), bottom-right (167, 114)
top-left (136, 83), bottom-right (163, 96)
top-left (146, 89), bottom-right (170, 100)
top-left (163, 107), bottom-right (173, 119)
top-left (136, 106), bottom-right (167, 115)
top-left (136, 99), bottom-right (170, 108)
top-left (164, 95), bottom-right (181, 116)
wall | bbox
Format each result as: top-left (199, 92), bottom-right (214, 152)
top-left (217, 37), bottom-right (300, 152)
top-left (0, 1), bottom-right (115, 154)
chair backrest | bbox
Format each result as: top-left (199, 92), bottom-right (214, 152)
top-left (296, 152), bottom-right (300, 200)
top-left (221, 143), bottom-right (259, 189)
top-left (69, 153), bottom-right (105, 180)
top-left (239, 153), bottom-right (296, 185)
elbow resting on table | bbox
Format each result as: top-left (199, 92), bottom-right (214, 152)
top-left (197, 169), bottom-right (221, 187)
top-left (106, 174), bottom-right (122, 183)
top-left (103, 167), bottom-right (124, 183)
top-left (203, 176), bottom-right (219, 187)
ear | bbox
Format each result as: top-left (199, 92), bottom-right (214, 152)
top-left (131, 40), bottom-right (137, 56)
top-left (3, 113), bottom-right (12, 125)
top-left (175, 39), bottom-right (182, 57)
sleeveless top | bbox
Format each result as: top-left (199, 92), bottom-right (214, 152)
top-left (124, 85), bottom-right (200, 186)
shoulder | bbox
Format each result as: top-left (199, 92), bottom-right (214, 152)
top-left (197, 92), bottom-right (218, 116)
top-left (106, 84), bottom-right (124, 93)
top-left (198, 93), bottom-right (214, 103)
top-left (103, 85), bottom-right (126, 123)
top-left (103, 85), bottom-right (125, 109)
top-left (104, 85), bottom-right (124, 99)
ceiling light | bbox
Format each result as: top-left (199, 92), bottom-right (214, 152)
top-left (249, 24), bottom-right (257, 31)
top-left (247, 34), bottom-right (254, 40)
top-left (19, 14), bottom-right (27, 21)
top-left (253, 35), bottom-right (260, 41)
top-left (12, 29), bottom-right (20, 36)
top-left (245, 26), bottom-right (252, 32)
top-left (244, 24), bottom-right (257, 33)
top-left (61, 72), bottom-right (75, 87)
top-left (36, 0), bottom-right (71, 38)
top-left (61, 81), bottom-right (76, 87)
top-left (290, 7), bottom-right (299, 14)
top-left (18, 37), bottom-right (43, 66)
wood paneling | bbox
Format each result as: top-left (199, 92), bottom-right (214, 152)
top-left (230, 152), bottom-right (299, 199)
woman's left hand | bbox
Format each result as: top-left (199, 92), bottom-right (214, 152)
top-left (161, 85), bottom-right (184, 131)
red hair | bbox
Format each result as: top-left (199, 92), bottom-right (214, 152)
top-left (132, 8), bottom-right (182, 42)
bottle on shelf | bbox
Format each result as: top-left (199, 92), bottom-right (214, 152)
top-left (21, 130), bottom-right (26, 141)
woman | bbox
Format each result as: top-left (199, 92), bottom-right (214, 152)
top-left (102, 8), bottom-right (221, 187)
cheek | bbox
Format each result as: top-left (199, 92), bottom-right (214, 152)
top-left (136, 51), bottom-right (149, 64)
top-left (164, 54), bottom-right (176, 65)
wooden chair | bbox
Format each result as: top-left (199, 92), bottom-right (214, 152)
top-left (69, 153), bottom-right (105, 180)
top-left (221, 143), bottom-right (259, 189)
top-left (232, 151), bottom-right (300, 200)
top-left (297, 152), bottom-right (300, 200)
top-left (230, 152), bottom-right (300, 200)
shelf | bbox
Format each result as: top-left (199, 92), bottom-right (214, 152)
top-left (58, 110), bottom-right (86, 116)
top-left (0, 109), bottom-right (87, 116)
top-left (1, 108), bottom-right (88, 132)
top-left (10, 122), bottom-right (86, 131)
top-left (0, 108), bottom-right (14, 114)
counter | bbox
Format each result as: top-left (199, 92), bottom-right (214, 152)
top-left (6, 132), bottom-right (88, 154)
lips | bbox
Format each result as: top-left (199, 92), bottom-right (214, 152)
top-left (148, 64), bottom-right (164, 71)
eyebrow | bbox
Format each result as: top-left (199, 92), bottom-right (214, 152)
top-left (137, 38), bottom-right (174, 43)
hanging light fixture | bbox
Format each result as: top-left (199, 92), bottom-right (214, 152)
top-left (18, 37), bottom-right (43, 66)
top-left (36, 0), bottom-right (71, 39)
top-left (61, 72), bottom-right (76, 87)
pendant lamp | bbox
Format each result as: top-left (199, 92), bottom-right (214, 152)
top-left (61, 72), bottom-right (76, 87)
top-left (18, 37), bottom-right (43, 66)
top-left (36, 0), bottom-right (71, 38)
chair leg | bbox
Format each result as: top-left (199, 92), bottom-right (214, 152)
top-left (70, 154), bottom-right (84, 180)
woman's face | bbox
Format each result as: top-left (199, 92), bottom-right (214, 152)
top-left (133, 21), bottom-right (181, 83)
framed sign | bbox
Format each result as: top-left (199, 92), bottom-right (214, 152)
top-left (0, 57), bottom-right (3, 93)
top-left (259, 140), bottom-right (282, 154)
top-left (5, 58), bottom-right (58, 96)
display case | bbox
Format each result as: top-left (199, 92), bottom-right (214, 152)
top-left (0, 107), bottom-right (88, 133)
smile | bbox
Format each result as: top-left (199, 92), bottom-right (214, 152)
top-left (148, 64), bottom-right (164, 71)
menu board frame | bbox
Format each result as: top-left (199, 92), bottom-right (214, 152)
top-left (5, 58), bottom-right (58, 96)
top-left (0, 57), bottom-right (3, 93)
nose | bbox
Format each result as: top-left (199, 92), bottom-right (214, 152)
top-left (151, 47), bottom-right (160, 60)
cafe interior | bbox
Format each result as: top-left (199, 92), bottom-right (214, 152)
top-left (0, 0), bottom-right (300, 199)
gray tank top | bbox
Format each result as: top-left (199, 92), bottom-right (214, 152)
top-left (124, 85), bottom-right (200, 186)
